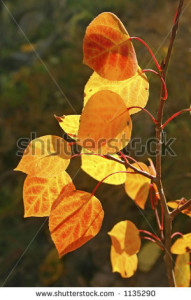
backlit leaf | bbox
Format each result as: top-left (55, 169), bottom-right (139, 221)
top-left (84, 67), bottom-right (149, 114)
top-left (55, 115), bottom-right (80, 139)
top-left (23, 172), bottom-right (73, 217)
top-left (167, 199), bottom-right (191, 217)
top-left (110, 245), bottom-right (138, 278)
top-left (49, 186), bottom-right (104, 257)
top-left (83, 12), bottom-right (138, 81)
top-left (125, 162), bottom-right (151, 209)
top-left (174, 253), bottom-right (190, 287)
top-left (138, 242), bottom-right (161, 272)
top-left (108, 220), bottom-right (141, 256)
top-left (77, 90), bottom-right (132, 155)
top-left (15, 135), bottom-right (71, 178)
top-left (81, 154), bottom-right (126, 185)
top-left (39, 248), bottom-right (63, 286)
top-left (171, 233), bottom-right (191, 254)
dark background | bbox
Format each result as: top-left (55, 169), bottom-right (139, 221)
top-left (0, 0), bottom-right (191, 287)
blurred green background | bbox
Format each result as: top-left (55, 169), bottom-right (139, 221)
top-left (0, 0), bottom-right (191, 287)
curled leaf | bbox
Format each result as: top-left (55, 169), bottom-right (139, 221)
top-left (15, 135), bottom-right (71, 178)
top-left (83, 12), bottom-right (138, 81)
top-left (174, 253), bottom-right (190, 287)
top-left (78, 90), bottom-right (132, 155)
top-left (108, 220), bottom-right (141, 256)
top-left (23, 172), bottom-right (73, 217)
top-left (171, 233), bottom-right (191, 254)
top-left (167, 199), bottom-right (191, 217)
top-left (84, 67), bottom-right (149, 114)
top-left (81, 154), bottom-right (126, 185)
top-left (125, 162), bottom-right (151, 209)
top-left (110, 245), bottom-right (138, 278)
top-left (49, 186), bottom-right (104, 257)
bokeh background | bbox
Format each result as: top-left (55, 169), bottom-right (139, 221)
top-left (0, 0), bottom-right (191, 287)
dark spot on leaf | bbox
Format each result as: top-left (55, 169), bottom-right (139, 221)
top-left (89, 89), bottom-right (92, 92)
top-left (84, 93), bottom-right (86, 97)
top-left (185, 247), bottom-right (191, 252)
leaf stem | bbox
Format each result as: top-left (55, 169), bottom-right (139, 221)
top-left (162, 108), bottom-right (191, 129)
top-left (171, 232), bottom-right (183, 239)
top-left (142, 69), bottom-right (168, 100)
top-left (129, 37), bottom-right (162, 72)
top-left (127, 106), bottom-right (157, 124)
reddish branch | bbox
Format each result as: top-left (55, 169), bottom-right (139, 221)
top-left (154, 0), bottom-right (185, 287)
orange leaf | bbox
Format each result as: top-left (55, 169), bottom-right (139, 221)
top-left (108, 220), bottom-right (141, 255)
top-left (174, 253), bottom-right (190, 287)
top-left (125, 162), bottom-right (151, 209)
top-left (14, 135), bottom-right (71, 178)
top-left (110, 245), bottom-right (138, 278)
top-left (84, 67), bottom-right (149, 114)
top-left (77, 90), bottom-right (132, 155)
top-left (171, 233), bottom-right (191, 254)
top-left (167, 199), bottom-right (191, 217)
top-left (23, 172), bottom-right (73, 217)
top-left (49, 187), bottom-right (104, 257)
top-left (83, 12), bottom-right (138, 81)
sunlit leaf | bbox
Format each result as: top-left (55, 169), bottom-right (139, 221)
top-left (81, 154), bottom-right (126, 185)
top-left (125, 162), bottom-right (151, 209)
top-left (39, 248), bottom-right (63, 286)
top-left (83, 12), bottom-right (138, 81)
top-left (138, 242), bottom-right (161, 272)
top-left (174, 253), bottom-right (190, 287)
top-left (167, 199), bottom-right (191, 217)
top-left (20, 43), bottom-right (37, 52)
top-left (171, 233), bottom-right (191, 254)
top-left (108, 220), bottom-right (141, 256)
top-left (49, 186), bottom-right (104, 257)
top-left (55, 115), bottom-right (80, 139)
top-left (15, 135), bottom-right (71, 178)
top-left (23, 172), bottom-right (73, 217)
top-left (77, 90), bottom-right (132, 155)
top-left (110, 245), bottom-right (138, 278)
top-left (84, 67), bottom-right (149, 114)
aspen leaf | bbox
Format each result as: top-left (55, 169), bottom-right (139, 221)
top-left (138, 242), bottom-right (161, 272)
top-left (77, 90), bottom-right (132, 155)
top-left (39, 248), bottom-right (63, 286)
top-left (171, 233), bottom-right (191, 254)
top-left (167, 199), bottom-right (191, 217)
top-left (81, 154), bottom-right (126, 185)
top-left (125, 162), bottom-right (151, 209)
top-left (23, 172), bottom-right (73, 217)
top-left (84, 68), bottom-right (149, 114)
top-left (110, 245), bottom-right (138, 278)
top-left (49, 187), bottom-right (104, 257)
top-left (55, 115), bottom-right (80, 139)
top-left (174, 253), bottom-right (190, 287)
top-left (14, 135), bottom-right (71, 178)
top-left (83, 12), bottom-right (138, 81)
top-left (108, 220), bottom-right (141, 256)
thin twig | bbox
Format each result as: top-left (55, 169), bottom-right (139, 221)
top-left (170, 199), bottom-right (191, 218)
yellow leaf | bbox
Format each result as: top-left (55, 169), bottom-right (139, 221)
top-left (171, 233), bottom-right (191, 254)
top-left (20, 43), bottom-right (37, 52)
top-left (110, 245), bottom-right (138, 278)
top-left (23, 172), bottom-right (73, 217)
top-left (77, 90), bottom-right (132, 155)
top-left (167, 199), bottom-right (191, 217)
top-left (174, 253), bottom-right (190, 287)
top-left (55, 115), bottom-right (80, 139)
top-left (125, 162), bottom-right (151, 209)
top-left (81, 154), bottom-right (126, 185)
top-left (84, 67), bottom-right (149, 114)
top-left (14, 135), bottom-right (71, 178)
top-left (39, 248), bottom-right (63, 286)
top-left (108, 220), bottom-right (141, 255)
